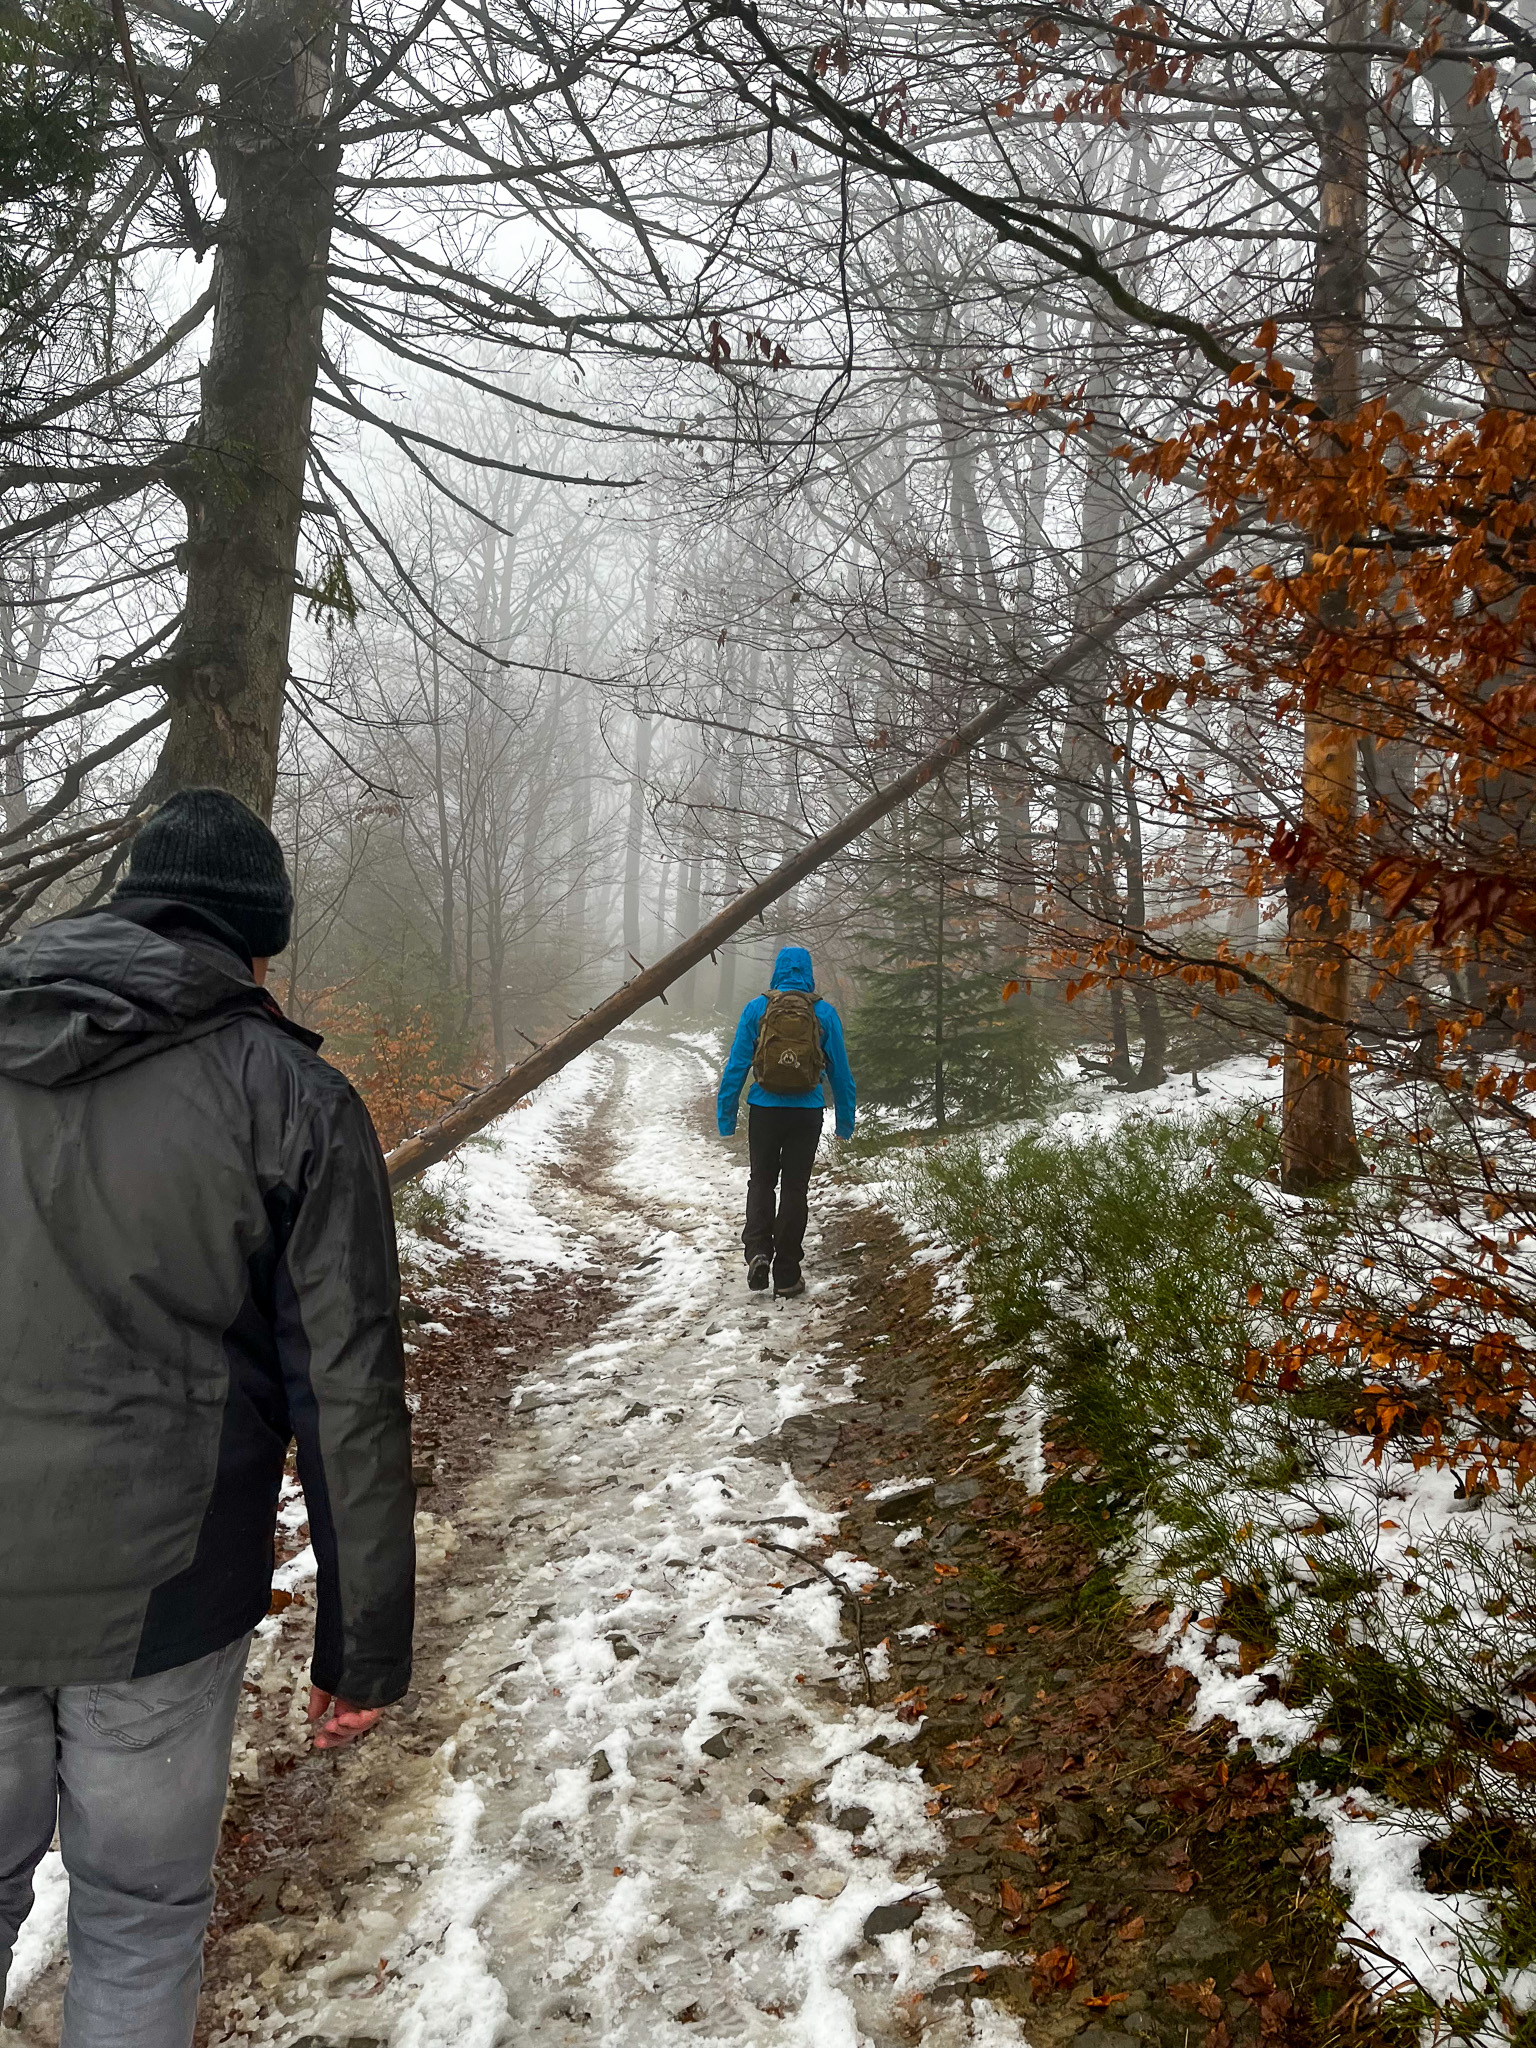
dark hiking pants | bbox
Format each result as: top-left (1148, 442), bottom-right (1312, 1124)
top-left (0, 1633), bottom-right (251, 2048)
top-left (744, 1104), bottom-right (824, 1281)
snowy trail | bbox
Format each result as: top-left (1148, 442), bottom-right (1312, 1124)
top-left (230, 1027), bottom-right (1023, 2048)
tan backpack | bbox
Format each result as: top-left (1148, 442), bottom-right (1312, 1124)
top-left (752, 989), bottom-right (824, 1093)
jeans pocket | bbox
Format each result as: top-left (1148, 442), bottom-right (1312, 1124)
top-left (85, 1639), bottom-right (242, 1751)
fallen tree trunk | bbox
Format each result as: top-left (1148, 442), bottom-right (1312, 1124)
top-left (384, 531), bottom-right (1228, 1187)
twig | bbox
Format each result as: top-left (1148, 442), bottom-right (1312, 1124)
top-left (0, 810), bottom-right (152, 938)
top-left (108, 0), bottom-right (208, 257)
top-left (751, 1536), bottom-right (874, 1706)
top-left (0, 813), bottom-right (136, 875)
top-left (629, 951), bottom-right (667, 1003)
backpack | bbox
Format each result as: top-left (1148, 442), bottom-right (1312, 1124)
top-left (752, 989), bottom-right (825, 1093)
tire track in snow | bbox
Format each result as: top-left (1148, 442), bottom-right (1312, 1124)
top-left (221, 1029), bottom-right (1028, 2048)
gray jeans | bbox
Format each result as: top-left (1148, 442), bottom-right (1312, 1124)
top-left (0, 1634), bottom-right (250, 2048)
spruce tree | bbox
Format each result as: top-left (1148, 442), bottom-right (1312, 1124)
top-left (847, 808), bottom-right (1053, 1128)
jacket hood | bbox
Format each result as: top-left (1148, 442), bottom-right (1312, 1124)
top-left (0, 900), bottom-right (313, 1089)
top-left (769, 945), bottom-right (815, 993)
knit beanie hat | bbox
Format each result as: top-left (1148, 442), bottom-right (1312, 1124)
top-left (113, 787), bottom-right (293, 957)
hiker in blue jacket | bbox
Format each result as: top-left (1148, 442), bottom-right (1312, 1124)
top-left (717, 945), bottom-right (856, 1297)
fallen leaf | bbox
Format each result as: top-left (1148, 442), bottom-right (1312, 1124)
top-left (1169, 1980), bottom-right (1225, 2021)
top-left (1118, 1915), bottom-right (1146, 1942)
top-left (1083, 1992), bottom-right (1130, 2009)
top-left (1031, 1948), bottom-right (1079, 1997)
top-left (1036, 1880), bottom-right (1070, 1908)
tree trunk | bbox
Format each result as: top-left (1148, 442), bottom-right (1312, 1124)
top-left (1282, 0), bottom-right (1367, 1191)
top-left (0, 544), bottom-right (58, 836)
top-left (934, 830), bottom-right (947, 1130)
top-left (677, 848), bottom-right (702, 1012)
top-left (150, 0), bottom-right (341, 818)
top-left (623, 517), bottom-right (659, 962)
top-left (1054, 354), bottom-right (1124, 1078)
top-left (653, 855), bottom-right (671, 958)
top-left (429, 649), bottom-right (456, 989)
top-left (719, 751), bottom-right (747, 1015)
top-left (485, 818), bottom-right (508, 1067)
top-left (623, 694), bottom-right (653, 960)
top-left (1119, 717), bottom-right (1166, 1088)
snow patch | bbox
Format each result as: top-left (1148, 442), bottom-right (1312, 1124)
top-left (6, 1849), bottom-right (68, 2005)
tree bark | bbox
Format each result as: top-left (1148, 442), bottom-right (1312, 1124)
top-left (1054, 359), bottom-right (1122, 948)
top-left (150, 0), bottom-right (341, 817)
top-left (623, 517), bottom-right (659, 962)
top-left (1119, 717), bottom-right (1166, 1088)
top-left (0, 543), bottom-right (58, 836)
top-left (1282, 0), bottom-right (1367, 1191)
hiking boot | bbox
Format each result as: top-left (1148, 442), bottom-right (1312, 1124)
top-left (773, 1268), bottom-right (806, 1298)
top-left (747, 1255), bottom-right (772, 1291)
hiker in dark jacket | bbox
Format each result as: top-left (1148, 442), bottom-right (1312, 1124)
top-left (717, 944), bottom-right (857, 1297)
top-left (0, 788), bottom-right (415, 2048)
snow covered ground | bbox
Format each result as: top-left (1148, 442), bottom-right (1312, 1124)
top-left (198, 1026), bottom-right (1025, 2046)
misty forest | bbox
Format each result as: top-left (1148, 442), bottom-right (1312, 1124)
top-left (11, 0), bottom-right (1536, 2037)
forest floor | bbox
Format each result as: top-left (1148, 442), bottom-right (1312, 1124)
top-left (5, 1027), bottom-right (1403, 2048)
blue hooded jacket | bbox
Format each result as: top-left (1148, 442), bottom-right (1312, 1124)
top-left (717, 945), bottom-right (857, 1140)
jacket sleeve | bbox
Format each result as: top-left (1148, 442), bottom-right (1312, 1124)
top-left (717, 998), bottom-right (763, 1135)
top-left (819, 1002), bottom-right (858, 1139)
top-left (273, 1074), bottom-right (415, 1707)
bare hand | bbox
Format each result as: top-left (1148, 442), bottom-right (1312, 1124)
top-left (306, 1686), bottom-right (384, 1750)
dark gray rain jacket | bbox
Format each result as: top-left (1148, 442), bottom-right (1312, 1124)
top-left (0, 899), bottom-right (415, 1705)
